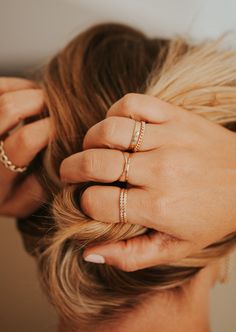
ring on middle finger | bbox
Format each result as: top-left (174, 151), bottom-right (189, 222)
top-left (119, 152), bottom-right (131, 182)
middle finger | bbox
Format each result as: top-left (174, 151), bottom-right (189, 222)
top-left (0, 89), bottom-right (44, 136)
top-left (60, 148), bottom-right (152, 186)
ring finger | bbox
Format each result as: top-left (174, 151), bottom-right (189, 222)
top-left (81, 185), bottom-right (157, 229)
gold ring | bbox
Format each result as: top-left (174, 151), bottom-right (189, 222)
top-left (119, 188), bottom-right (128, 223)
top-left (129, 120), bottom-right (146, 152)
top-left (0, 140), bottom-right (28, 173)
top-left (129, 121), bottom-right (141, 150)
top-left (119, 152), bottom-right (131, 182)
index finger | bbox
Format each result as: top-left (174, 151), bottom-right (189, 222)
top-left (107, 93), bottom-right (180, 123)
top-left (0, 77), bottom-right (36, 95)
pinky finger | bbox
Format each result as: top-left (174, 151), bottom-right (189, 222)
top-left (83, 231), bottom-right (194, 272)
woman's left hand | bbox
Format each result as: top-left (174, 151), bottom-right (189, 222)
top-left (0, 77), bottom-right (50, 218)
top-left (60, 93), bottom-right (236, 271)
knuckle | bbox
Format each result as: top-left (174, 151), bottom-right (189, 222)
top-left (0, 78), bottom-right (8, 94)
top-left (118, 259), bottom-right (135, 272)
top-left (150, 195), bottom-right (167, 220)
top-left (156, 234), bottom-right (181, 264)
top-left (121, 93), bottom-right (137, 113)
top-left (80, 151), bottom-right (97, 176)
top-left (0, 93), bottom-right (14, 115)
top-left (0, 77), bottom-right (11, 94)
top-left (100, 117), bottom-right (118, 144)
top-left (153, 149), bottom-right (177, 178)
top-left (115, 242), bottom-right (139, 272)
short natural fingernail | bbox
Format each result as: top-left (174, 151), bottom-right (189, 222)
top-left (84, 254), bottom-right (105, 264)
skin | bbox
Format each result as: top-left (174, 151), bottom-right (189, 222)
top-left (1, 82), bottom-right (235, 270)
top-left (59, 263), bottom-right (220, 332)
top-left (60, 93), bottom-right (236, 271)
top-left (0, 77), bottom-right (50, 218)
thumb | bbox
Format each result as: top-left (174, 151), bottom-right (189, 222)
top-left (83, 232), bottom-right (193, 272)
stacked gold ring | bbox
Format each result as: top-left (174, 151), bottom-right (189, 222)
top-left (119, 120), bottom-right (146, 223)
top-left (119, 187), bottom-right (128, 223)
top-left (129, 120), bottom-right (146, 152)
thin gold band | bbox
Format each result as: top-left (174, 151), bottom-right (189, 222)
top-left (119, 152), bottom-right (131, 182)
top-left (0, 140), bottom-right (27, 173)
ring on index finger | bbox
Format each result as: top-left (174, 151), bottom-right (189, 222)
top-left (129, 121), bottom-right (146, 152)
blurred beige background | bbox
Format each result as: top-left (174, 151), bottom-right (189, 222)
top-left (0, 1), bottom-right (236, 331)
top-left (0, 217), bottom-right (58, 332)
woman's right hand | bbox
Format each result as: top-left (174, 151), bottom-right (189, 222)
top-left (0, 77), bottom-right (50, 218)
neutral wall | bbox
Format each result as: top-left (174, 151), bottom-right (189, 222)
top-left (0, 217), bottom-right (57, 332)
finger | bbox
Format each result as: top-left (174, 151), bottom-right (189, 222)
top-left (0, 89), bottom-right (44, 135)
top-left (81, 185), bottom-right (160, 229)
top-left (83, 116), bottom-right (167, 151)
top-left (60, 149), bottom-right (150, 186)
top-left (107, 93), bottom-right (180, 123)
top-left (83, 232), bottom-right (193, 271)
top-left (0, 175), bottom-right (45, 218)
top-left (0, 118), bottom-right (50, 183)
top-left (0, 77), bottom-right (36, 95)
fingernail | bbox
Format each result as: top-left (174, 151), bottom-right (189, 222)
top-left (84, 254), bottom-right (105, 264)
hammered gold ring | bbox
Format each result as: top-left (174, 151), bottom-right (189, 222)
top-left (129, 120), bottom-right (146, 152)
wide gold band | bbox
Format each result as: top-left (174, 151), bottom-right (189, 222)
top-left (0, 140), bottom-right (28, 173)
top-left (129, 121), bottom-right (141, 150)
top-left (129, 120), bottom-right (146, 152)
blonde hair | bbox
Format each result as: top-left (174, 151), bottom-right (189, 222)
top-left (18, 23), bottom-right (236, 330)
